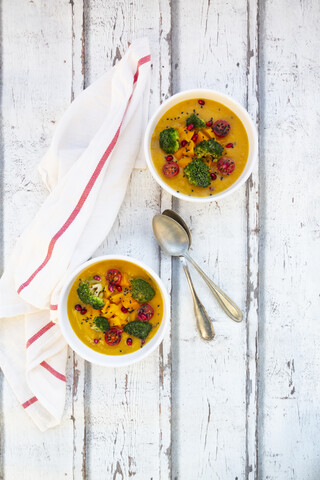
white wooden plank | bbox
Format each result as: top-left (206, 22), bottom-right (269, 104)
top-left (171, 1), bottom-right (250, 478)
top-left (259, 0), bottom-right (320, 478)
top-left (1, 1), bottom-right (75, 477)
top-left (83, 1), bottom-right (172, 478)
top-left (245, 0), bottom-right (260, 478)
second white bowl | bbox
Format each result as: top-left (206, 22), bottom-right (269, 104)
top-left (58, 255), bottom-right (170, 367)
top-left (144, 89), bottom-right (258, 203)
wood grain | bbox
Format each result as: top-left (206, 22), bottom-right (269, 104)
top-left (1, 1), bottom-right (75, 478)
top-left (1, 0), bottom-right (320, 478)
top-left (171, 1), bottom-right (249, 478)
top-left (82, 0), bottom-right (172, 478)
top-left (245, 0), bottom-right (260, 478)
top-left (258, 0), bottom-right (320, 478)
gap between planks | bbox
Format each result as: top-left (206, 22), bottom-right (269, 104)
top-left (70, 1), bottom-right (87, 479)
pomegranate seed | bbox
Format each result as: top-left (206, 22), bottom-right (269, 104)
top-left (141, 339), bottom-right (146, 346)
top-left (94, 338), bottom-right (99, 344)
top-left (75, 304), bottom-right (82, 311)
top-left (187, 124), bottom-right (194, 131)
top-left (140, 313), bottom-right (147, 321)
top-left (191, 133), bottom-right (198, 142)
top-left (226, 143), bottom-right (234, 148)
top-left (181, 140), bottom-right (188, 147)
top-left (121, 306), bottom-right (128, 313)
top-left (81, 308), bottom-right (87, 315)
top-left (209, 186), bottom-right (215, 191)
top-left (108, 284), bottom-right (114, 292)
top-left (166, 155), bottom-right (173, 161)
top-left (116, 285), bottom-right (122, 292)
top-left (93, 275), bottom-right (101, 281)
top-left (127, 338), bottom-right (133, 346)
top-left (198, 99), bottom-right (205, 105)
top-left (206, 120), bottom-right (213, 127)
top-left (210, 173), bottom-right (217, 180)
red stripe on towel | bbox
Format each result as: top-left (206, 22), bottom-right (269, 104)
top-left (22, 396), bottom-right (38, 409)
top-left (17, 54), bottom-right (150, 295)
top-left (133, 54), bottom-right (151, 83)
top-left (40, 361), bottom-right (66, 382)
top-left (26, 321), bottom-right (55, 348)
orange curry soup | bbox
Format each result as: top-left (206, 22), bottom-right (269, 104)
top-left (150, 98), bottom-right (249, 197)
top-left (67, 259), bottom-right (164, 356)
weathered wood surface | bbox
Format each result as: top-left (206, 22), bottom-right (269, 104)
top-left (0, 0), bottom-right (319, 479)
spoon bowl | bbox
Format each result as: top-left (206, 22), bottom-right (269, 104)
top-left (162, 209), bottom-right (192, 246)
top-left (152, 214), bottom-right (189, 257)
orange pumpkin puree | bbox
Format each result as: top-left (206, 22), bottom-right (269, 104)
top-left (67, 259), bottom-right (164, 356)
top-left (151, 98), bottom-right (249, 197)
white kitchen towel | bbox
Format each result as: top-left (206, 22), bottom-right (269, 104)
top-left (0, 38), bottom-right (151, 431)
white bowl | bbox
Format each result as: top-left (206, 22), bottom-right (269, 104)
top-left (144, 89), bottom-right (258, 203)
top-left (58, 255), bottom-right (170, 367)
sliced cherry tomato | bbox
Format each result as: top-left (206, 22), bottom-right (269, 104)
top-left (212, 119), bottom-right (231, 137)
top-left (217, 156), bottom-right (235, 175)
top-left (105, 328), bottom-right (122, 346)
top-left (162, 161), bottom-right (179, 177)
top-left (137, 304), bottom-right (154, 322)
top-left (106, 268), bottom-right (122, 285)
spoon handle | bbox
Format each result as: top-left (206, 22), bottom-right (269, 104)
top-left (184, 252), bottom-right (243, 323)
top-left (181, 258), bottom-right (215, 341)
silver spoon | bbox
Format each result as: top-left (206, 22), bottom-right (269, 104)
top-left (162, 210), bottom-right (215, 341)
top-left (152, 213), bottom-right (243, 323)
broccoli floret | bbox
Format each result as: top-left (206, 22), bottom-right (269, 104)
top-left (77, 281), bottom-right (105, 310)
top-left (159, 128), bottom-right (179, 154)
top-left (186, 113), bottom-right (206, 129)
top-left (124, 320), bottom-right (152, 339)
top-left (184, 158), bottom-right (211, 188)
top-left (194, 138), bottom-right (224, 160)
top-left (91, 316), bottom-right (110, 333)
top-left (130, 278), bottom-right (155, 303)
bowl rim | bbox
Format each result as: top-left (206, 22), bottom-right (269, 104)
top-left (58, 254), bottom-right (170, 367)
top-left (144, 88), bottom-right (258, 203)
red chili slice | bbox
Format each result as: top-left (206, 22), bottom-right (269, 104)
top-left (137, 304), bottom-right (154, 322)
top-left (212, 119), bottom-right (231, 137)
top-left (217, 156), bottom-right (235, 175)
top-left (162, 161), bottom-right (179, 177)
top-left (105, 328), bottom-right (122, 346)
top-left (106, 269), bottom-right (122, 285)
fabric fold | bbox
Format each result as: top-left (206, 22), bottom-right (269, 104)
top-left (0, 38), bottom-right (151, 430)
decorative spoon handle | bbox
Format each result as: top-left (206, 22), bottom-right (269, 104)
top-left (184, 252), bottom-right (243, 323)
top-left (181, 258), bottom-right (215, 341)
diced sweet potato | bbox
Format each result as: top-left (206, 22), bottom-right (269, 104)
top-left (195, 131), bottom-right (208, 144)
top-left (117, 309), bottom-right (129, 321)
top-left (175, 142), bottom-right (195, 161)
top-left (100, 299), bottom-right (110, 314)
top-left (178, 157), bottom-right (192, 169)
top-left (109, 316), bottom-right (123, 328)
top-left (174, 147), bottom-right (184, 160)
top-left (104, 288), bottom-right (113, 299)
top-left (110, 292), bottom-right (123, 304)
top-left (103, 303), bottom-right (121, 319)
top-left (122, 295), bottom-right (140, 311)
top-left (120, 273), bottom-right (130, 288)
top-left (203, 127), bottom-right (215, 139)
top-left (178, 126), bottom-right (193, 143)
